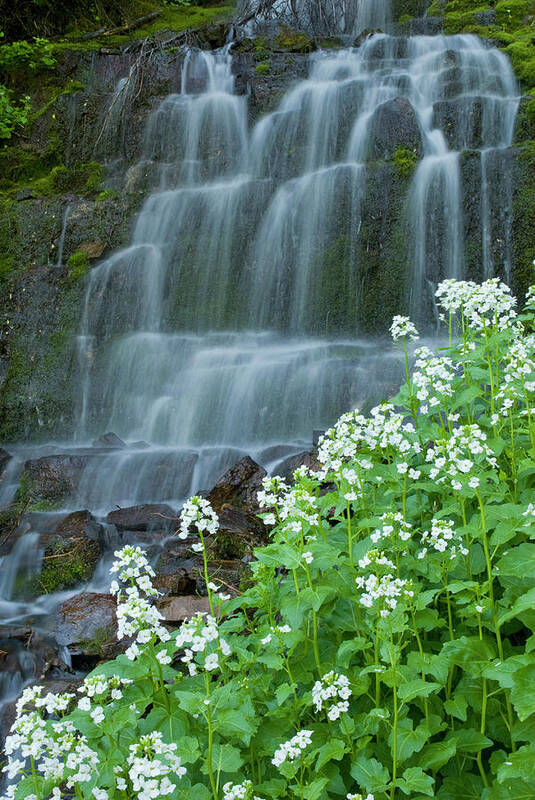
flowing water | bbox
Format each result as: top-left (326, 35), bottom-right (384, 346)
top-left (0, 10), bottom-right (521, 718)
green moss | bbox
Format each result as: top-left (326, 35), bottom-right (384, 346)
top-left (495, 0), bottom-right (535, 30)
top-left (427, 0), bottom-right (444, 14)
top-left (274, 28), bottom-right (315, 53)
top-left (317, 37), bottom-right (343, 48)
top-left (253, 35), bottom-right (269, 60)
top-left (391, 146), bottom-right (419, 177)
top-left (52, 4), bottom-right (235, 54)
top-left (78, 626), bottom-right (114, 656)
top-left (96, 188), bottom-right (119, 202)
top-left (255, 62), bottom-right (270, 75)
top-left (67, 250), bottom-right (91, 282)
top-left (36, 538), bottom-right (99, 593)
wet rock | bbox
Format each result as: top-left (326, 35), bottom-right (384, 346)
top-left (207, 456), bottom-right (267, 516)
top-left (313, 430), bottom-right (324, 447)
top-left (37, 510), bottom-right (104, 593)
top-left (474, 9), bottom-right (496, 25)
top-left (433, 97), bottom-right (483, 150)
top-left (196, 23), bottom-right (231, 49)
top-left (78, 240), bottom-right (106, 259)
top-left (274, 28), bottom-right (316, 53)
top-left (368, 98), bottom-right (422, 160)
top-left (106, 503), bottom-right (176, 532)
top-left (277, 450), bottom-right (321, 482)
top-left (214, 505), bottom-right (268, 559)
top-left (23, 454), bottom-right (99, 503)
top-left (157, 595), bottom-right (211, 622)
top-left (0, 447), bottom-right (11, 478)
top-left (354, 29), bottom-right (382, 47)
top-left (409, 17), bottom-right (443, 35)
top-left (56, 592), bottom-right (117, 655)
top-left (92, 432), bottom-right (127, 448)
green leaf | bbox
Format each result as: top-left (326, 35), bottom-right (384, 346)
top-left (497, 543), bottom-right (535, 579)
top-left (510, 663), bottom-right (535, 720)
top-left (444, 693), bottom-right (468, 721)
top-left (217, 706), bottom-right (257, 744)
top-left (447, 728), bottom-right (493, 754)
top-left (397, 767), bottom-right (435, 796)
top-left (303, 777), bottom-right (330, 800)
top-left (498, 588), bottom-right (535, 626)
top-left (256, 543), bottom-right (301, 569)
top-left (390, 719), bottom-right (430, 763)
top-left (442, 636), bottom-right (496, 676)
top-left (206, 743), bottom-right (244, 774)
top-left (420, 739), bottom-right (457, 771)
top-left (398, 679), bottom-right (441, 703)
top-left (350, 755), bottom-right (390, 792)
top-left (497, 745), bottom-right (535, 782)
top-left (315, 738), bottom-right (346, 770)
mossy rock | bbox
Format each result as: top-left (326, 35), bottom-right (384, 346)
top-left (67, 250), bottom-right (90, 281)
top-left (274, 28), bottom-right (316, 53)
top-left (391, 146), bottom-right (419, 177)
top-left (255, 62), bottom-right (270, 75)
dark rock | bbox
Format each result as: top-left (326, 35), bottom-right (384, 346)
top-left (474, 9), bottom-right (496, 25)
top-left (23, 454), bottom-right (99, 503)
top-left (277, 450), bottom-right (321, 483)
top-left (36, 510), bottom-right (104, 593)
top-left (409, 17), bottom-right (443, 35)
top-left (214, 505), bottom-right (268, 559)
top-left (367, 98), bottom-right (422, 160)
top-left (433, 97), bottom-right (483, 150)
top-left (106, 503), bottom-right (176, 532)
top-left (55, 592), bottom-right (117, 654)
top-left (207, 456), bottom-right (267, 516)
top-left (157, 595), bottom-right (211, 622)
top-left (0, 447), bottom-right (11, 477)
top-left (197, 23), bottom-right (231, 50)
top-left (354, 29), bottom-right (382, 47)
top-left (92, 432), bottom-right (127, 448)
top-left (312, 430), bottom-right (325, 447)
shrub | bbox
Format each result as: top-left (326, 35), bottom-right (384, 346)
top-left (0, 85), bottom-right (31, 138)
top-left (4, 278), bottom-right (535, 800)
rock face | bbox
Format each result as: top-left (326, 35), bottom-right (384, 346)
top-left (214, 505), bottom-right (268, 559)
top-left (157, 595), bottom-right (211, 622)
top-left (277, 450), bottom-right (321, 482)
top-left (0, 448), bottom-right (11, 477)
top-left (207, 456), bottom-right (267, 516)
top-left (55, 592), bottom-right (117, 655)
top-left (92, 432), bottom-right (127, 448)
top-left (23, 454), bottom-right (99, 503)
top-left (37, 510), bottom-right (104, 593)
top-left (367, 98), bottom-right (422, 160)
top-left (106, 503), bottom-right (176, 532)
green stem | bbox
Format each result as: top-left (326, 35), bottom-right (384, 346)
top-left (204, 672), bottom-right (218, 800)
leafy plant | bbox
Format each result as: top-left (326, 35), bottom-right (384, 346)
top-left (0, 85), bottom-right (31, 138)
top-left (3, 278), bottom-right (535, 800)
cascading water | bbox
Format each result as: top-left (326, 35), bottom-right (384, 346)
top-left (68, 34), bottom-right (519, 511)
top-left (0, 4), bottom-right (523, 739)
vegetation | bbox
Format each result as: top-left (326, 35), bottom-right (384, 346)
top-left (4, 278), bottom-right (535, 800)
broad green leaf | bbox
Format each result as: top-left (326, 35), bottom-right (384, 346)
top-left (350, 755), bottom-right (390, 792)
top-left (389, 719), bottom-right (430, 763)
top-left (398, 679), bottom-right (441, 703)
top-left (497, 543), bottom-right (535, 579)
top-left (442, 636), bottom-right (496, 676)
top-left (444, 693), bottom-right (468, 721)
top-left (303, 777), bottom-right (330, 800)
top-left (206, 742), bottom-right (244, 774)
top-left (497, 745), bottom-right (535, 782)
top-left (447, 728), bottom-right (493, 754)
top-left (420, 739), bottom-right (457, 771)
top-left (510, 663), bottom-right (535, 720)
top-left (498, 589), bottom-right (535, 626)
top-left (315, 738), bottom-right (346, 770)
top-left (397, 767), bottom-right (435, 796)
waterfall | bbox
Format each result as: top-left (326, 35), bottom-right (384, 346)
top-left (67, 33), bottom-right (519, 510)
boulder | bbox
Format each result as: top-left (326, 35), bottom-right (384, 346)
top-left (78, 241), bottom-right (106, 259)
top-left (106, 503), bottom-right (176, 532)
top-left (433, 97), bottom-right (483, 150)
top-left (0, 448), bottom-right (11, 477)
top-left (207, 456), bottom-right (267, 516)
top-left (92, 431), bottom-right (127, 448)
top-left (277, 450), bottom-right (321, 483)
top-left (367, 98), bottom-right (422, 160)
top-left (214, 505), bottom-right (268, 559)
top-left (55, 592), bottom-right (117, 654)
top-left (157, 595), bottom-right (211, 622)
top-left (37, 510), bottom-right (104, 593)
top-left (23, 454), bottom-right (99, 503)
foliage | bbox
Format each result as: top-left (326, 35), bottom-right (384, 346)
top-left (67, 250), bottom-right (91, 282)
top-left (0, 85), bottom-right (31, 138)
top-left (4, 278), bottom-right (535, 800)
top-left (0, 35), bottom-right (56, 75)
top-left (391, 147), bottom-right (418, 178)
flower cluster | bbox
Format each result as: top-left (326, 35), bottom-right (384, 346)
top-left (77, 674), bottom-right (133, 710)
top-left (425, 423), bottom-right (495, 490)
top-left (178, 495), bottom-right (219, 548)
top-left (175, 612), bottom-right (230, 675)
top-left (390, 315), bottom-right (419, 341)
top-left (356, 574), bottom-right (414, 617)
top-left (272, 730), bottom-right (313, 767)
top-left (436, 277), bottom-right (517, 331)
top-left (110, 545), bottom-right (158, 597)
top-left (412, 346), bottom-right (456, 413)
top-left (126, 732), bottom-right (186, 798)
top-left (312, 671), bottom-right (352, 720)
top-left (418, 519), bottom-right (468, 561)
top-left (223, 781), bottom-right (265, 800)
top-left (371, 512), bottom-right (412, 547)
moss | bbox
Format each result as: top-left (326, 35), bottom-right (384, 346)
top-left (274, 28), bottom-right (315, 53)
top-left (317, 37), bottom-right (343, 48)
top-left (78, 626), bottom-right (114, 656)
top-left (495, 0), bottom-right (535, 30)
top-left (213, 531), bottom-right (248, 559)
top-left (51, 4), bottom-right (235, 54)
top-left (67, 250), bottom-right (91, 282)
top-left (427, 0), bottom-right (444, 14)
top-left (253, 35), bottom-right (269, 60)
top-left (96, 188), bottom-right (119, 202)
top-left (391, 146), bottom-right (419, 177)
top-left (36, 537), bottom-right (100, 593)
top-left (255, 62), bottom-right (270, 75)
